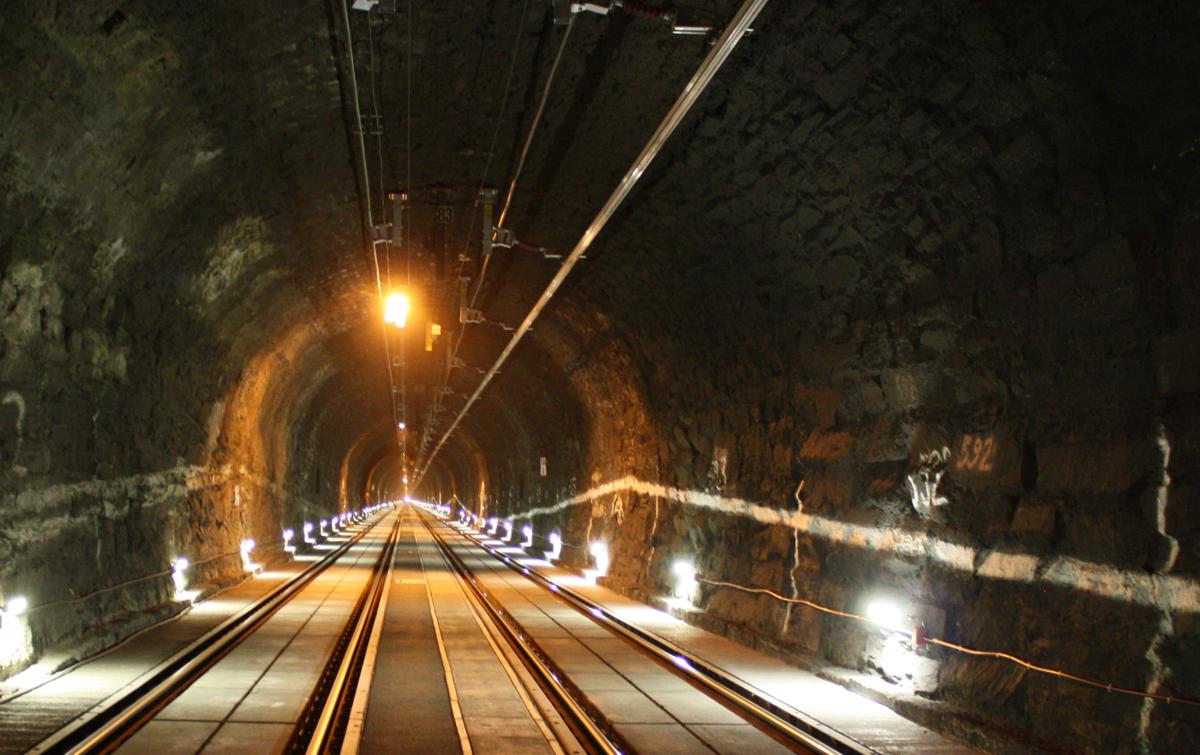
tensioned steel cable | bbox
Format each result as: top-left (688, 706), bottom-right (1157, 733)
top-left (414, 0), bottom-right (534, 468)
top-left (367, 13), bottom-right (397, 300)
top-left (414, 14), bottom-right (576, 475)
top-left (338, 0), bottom-right (403, 438)
top-left (405, 0), bottom-right (413, 289)
top-left (415, 0), bottom-right (770, 487)
top-left (494, 14), bottom-right (574, 231)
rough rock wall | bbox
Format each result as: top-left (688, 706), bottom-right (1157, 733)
top-left (461, 1), bottom-right (1200, 751)
top-left (0, 0), bottom-right (381, 679)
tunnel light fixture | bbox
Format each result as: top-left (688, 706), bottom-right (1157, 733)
top-left (521, 525), bottom-right (534, 549)
top-left (304, 522), bottom-right (316, 545)
top-left (240, 538), bottom-right (261, 573)
top-left (283, 529), bottom-right (295, 553)
top-left (384, 292), bottom-right (410, 328)
top-left (320, 519), bottom-right (329, 537)
top-left (0, 595), bottom-right (31, 663)
top-left (865, 597), bottom-right (907, 633)
top-left (488, 517), bottom-right (499, 535)
top-left (503, 520), bottom-right (514, 541)
top-left (548, 532), bottom-right (563, 561)
top-left (398, 421), bottom-right (406, 430)
top-left (588, 541), bottom-right (610, 580)
top-left (2, 596), bottom-right (29, 618)
top-left (172, 557), bottom-right (190, 595)
top-left (671, 560), bottom-right (698, 605)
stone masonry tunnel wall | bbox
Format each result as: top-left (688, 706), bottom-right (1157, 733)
top-left (436, 1), bottom-right (1200, 753)
top-left (0, 1), bottom-right (389, 678)
top-left (0, 0), bottom-right (1198, 752)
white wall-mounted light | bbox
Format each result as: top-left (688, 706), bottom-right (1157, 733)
top-left (320, 519), bottom-right (329, 537)
top-left (3, 596), bottom-right (29, 617)
top-left (0, 594), bottom-right (31, 665)
top-left (283, 529), bottom-right (295, 553)
top-left (303, 521), bottom-right (316, 544)
top-left (865, 597), bottom-right (907, 633)
top-left (588, 541), bottom-right (610, 582)
top-left (240, 538), bottom-right (260, 573)
top-left (503, 520), bottom-right (514, 542)
top-left (548, 532), bottom-right (563, 561)
top-left (521, 524), bottom-right (534, 548)
top-left (488, 517), bottom-right (499, 535)
top-left (671, 560), bottom-right (698, 604)
top-left (172, 557), bottom-right (190, 595)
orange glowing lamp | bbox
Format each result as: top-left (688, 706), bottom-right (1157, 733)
top-left (384, 293), bottom-right (410, 328)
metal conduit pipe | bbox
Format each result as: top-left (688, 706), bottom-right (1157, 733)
top-left (414, 0), bottom-right (770, 486)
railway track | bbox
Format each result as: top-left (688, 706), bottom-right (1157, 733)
top-left (418, 507), bottom-right (874, 755)
top-left (22, 507), bottom-right (395, 754)
top-left (15, 502), bottom-right (886, 753)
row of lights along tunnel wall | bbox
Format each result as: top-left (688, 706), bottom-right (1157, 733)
top-left (0, 505), bottom-right (393, 673)
top-left (416, 498), bottom-right (1200, 709)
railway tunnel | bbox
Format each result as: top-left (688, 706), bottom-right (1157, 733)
top-left (2, 0), bottom-right (1199, 752)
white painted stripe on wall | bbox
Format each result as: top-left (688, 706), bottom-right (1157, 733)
top-left (508, 475), bottom-right (1200, 613)
top-left (5, 464), bottom-right (323, 544)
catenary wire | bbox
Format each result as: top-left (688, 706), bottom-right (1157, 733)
top-left (416, 0), bottom-right (768, 485)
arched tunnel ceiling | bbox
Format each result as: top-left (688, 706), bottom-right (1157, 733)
top-left (1, 0), bottom-right (756, 483)
top-left (3, 0), bottom-right (1198, 523)
top-left (5, 1), bottom-right (1200, 748)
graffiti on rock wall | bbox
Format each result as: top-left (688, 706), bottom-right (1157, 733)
top-left (953, 433), bottom-right (997, 473)
top-left (2, 391), bottom-right (27, 476)
top-left (907, 446), bottom-right (950, 517)
top-left (707, 446), bottom-right (728, 491)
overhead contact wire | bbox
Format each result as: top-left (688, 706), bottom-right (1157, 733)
top-left (494, 13), bottom-right (575, 232)
top-left (416, 0), bottom-right (769, 486)
top-left (417, 11), bottom-right (574, 474)
top-left (415, 0), bottom-right (533, 470)
top-left (367, 13), bottom-right (395, 299)
top-left (338, 0), bottom-right (402, 437)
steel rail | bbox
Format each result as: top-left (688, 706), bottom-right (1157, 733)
top-left (298, 513), bottom-right (402, 753)
top-left (31, 509), bottom-right (393, 755)
top-left (414, 0), bottom-right (769, 487)
top-left (419, 510), bottom-right (622, 755)
top-left (437, 514), bottom-right (873, 755)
